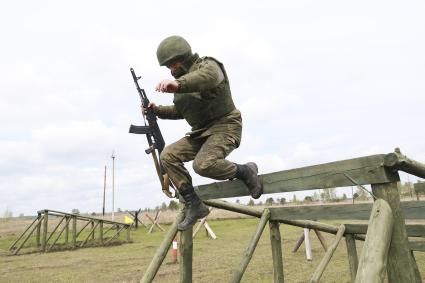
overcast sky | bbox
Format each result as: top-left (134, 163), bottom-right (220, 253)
top-left (1, 0), bottom-right (424, 216)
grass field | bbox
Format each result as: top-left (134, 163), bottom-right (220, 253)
top-left (0, 214), bottom-right (424, 282)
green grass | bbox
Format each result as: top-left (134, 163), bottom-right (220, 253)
top-left (0, 218), bottom-right (424, 282)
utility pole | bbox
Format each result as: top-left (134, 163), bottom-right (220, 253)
top-left (111, 151), bottom-right (116, 221)
top-left (102, 165), bottom-right (107, 219)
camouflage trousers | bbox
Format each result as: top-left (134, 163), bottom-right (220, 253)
top-left (160, 134), bottom-right (239, 191)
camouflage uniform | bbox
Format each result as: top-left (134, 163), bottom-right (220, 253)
top-left (154, 54), bottom-right (241, 191)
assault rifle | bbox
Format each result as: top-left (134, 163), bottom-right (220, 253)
top-left (128, 68), bottom-right (175, 198)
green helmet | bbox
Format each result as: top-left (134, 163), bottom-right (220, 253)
top-left (156, 36), bottom-right (192, 66)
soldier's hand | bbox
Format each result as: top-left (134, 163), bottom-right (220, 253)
top-left (142, 102), bottom-right (156, 115)
top-left (155, 80), bottom-right (180, 93)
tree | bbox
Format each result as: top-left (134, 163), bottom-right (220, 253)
top-left (342, 193), bottom-right (347, 201)
top-left (304, 196), bottom-right (313, 203)
top-left (2, 208), bottom-right (13, 218)
top-left (320, 188), bottom-right (337, 202)
top-left (236, 199), bottom-right (240, 204)
top-left (279, 198), bottom-right (286, 205)
top-left (117, 208), bottom-right (122, 213)
top-left (161, 202), bottom-right (167, 211)
top-left (292, 194), bottom-right (298, 204)
top-left (248, 199), bottom-right (255, 206)
top-left (355, 186), bottom-right (370, 201)
top-left (265, 197), bottom-right (274, 206)
top-left (168, 200), bottom-right (179, 210)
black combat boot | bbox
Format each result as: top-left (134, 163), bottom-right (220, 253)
top-left (235, 162), bottom-right (263, 199)
top-left (178, 186), bottom-right (210, 231)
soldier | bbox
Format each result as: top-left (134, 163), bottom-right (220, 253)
top-left (147, 35), bottom-right (263, 230)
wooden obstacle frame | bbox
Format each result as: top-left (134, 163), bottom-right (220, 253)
top-left (140, 148), bottom-right (425, 283)
top-left (9, 209), bottom-right (132, 255)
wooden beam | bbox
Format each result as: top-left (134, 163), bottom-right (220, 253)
top-left (196, 154), bottom-right (399, 200)
top-left (304, 229), bottom-right (312, 261)
top-left (231, 209), bottom-right (270, 283)
top-left (204, 199), bottom-right (263, 217)
top-left (140, 211), bottom-right (184, 283)
top-left (180, 228), bottom-right (193, 283)
top-left (344, 223), bottom-right (425, 237)
top-left (384, 148), bottom-right (425, 178)
top-left (310, 224), bottom-right (346, 283)
top-left (372, 182), bottom-right (421, 283)
top-left (268, 201), bottom-right (425, 221)
top-left (345, 234), bottom-right (358, 282)
top-left (269, 221), bottom-right (284, 283)
top-left (354, 199), bottom-right (393, 283)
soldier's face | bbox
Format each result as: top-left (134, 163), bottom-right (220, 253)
top-left (167, 61), bottom-right (183, 73)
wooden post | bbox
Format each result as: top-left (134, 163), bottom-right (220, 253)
top-left (345, 234), bottom-right (358, 282)
top-left (91, 221), bottom-right (95, 240)
top-left (180, 228), bottom-right (193, 283)
top-left (313, 229), bottom-right (328, 251)
top-left (140, 211), bottom-right (184, 283)
top-left (72, 215), bottom-right (77, 249)
top-left (41, 210), bottom-right (49, 252)
top-left (355, 199), bottom-right (393, 283)
top-left (304, 229), bottom-right (312, 261)
top-left (269, 221), bottom-right (284, 283)
top-left (127, 225), bottom-right (131, 242)
top-left (64, 216), bottom-right (69, 244)
top-left (372, 182), bottom-right (422, 282)
top-left (36, 213), bottom-right (41, 248)
top-left (292, 231), bottom-right (305, 253)
top-left (230, 209), bottom-right (270, 283)
top-left (99, 221), bottom-right (104, 244)
top-left (310, 224), bottom-right (346, 283)
top-left (80, 222), bottom-right (99, 247)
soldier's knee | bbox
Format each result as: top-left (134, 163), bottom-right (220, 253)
top-left (193, 158), bottom-right (216, 177)
top-left (160, 146), bottom-right (173, 165)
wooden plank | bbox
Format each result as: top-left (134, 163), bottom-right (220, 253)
top-left (231, 209), bottom-right (270, 283)
top-left (345, 234), bottom-right (358, 282)
top-left (345, 223), bottom-right (425, 237)
top-left (196, 154), bottom-right (399, 200)
top-left (372, 182), bottom-right (421, 283)
top-left (180, 228), bottom-right (193, 283)
top-left (354, 199), bottom-right (393, 283)
top-left (409, 241), bottom-right (425, 252)
top-left (269, 221), bottom-right (284, 283)
top-left (269, 201), bottom-right (425, 221)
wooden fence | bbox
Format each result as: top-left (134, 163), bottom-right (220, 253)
top-left (140, 148), bottom-right (425, 283)
top-left (9, 209), bottom-right (132, 255)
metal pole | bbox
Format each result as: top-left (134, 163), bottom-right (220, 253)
top-left (103, 165), bottom-right (107, 218)
top-left (111, 151), bottom-right (115, 221)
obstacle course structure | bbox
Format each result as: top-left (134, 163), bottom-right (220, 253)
top-left (9, 209), bottom-right (132, 255)
top-left (140, 148), bottom-right (425, 283)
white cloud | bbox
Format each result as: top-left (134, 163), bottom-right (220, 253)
top-left (1, 0), bottom-right (424, 216)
